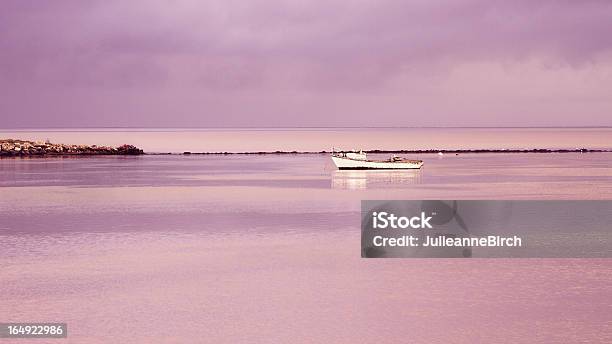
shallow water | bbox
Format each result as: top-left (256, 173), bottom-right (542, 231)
top-left (2, 127), bottom-right (612, 152)
top-left (1, 153), bottom-right (612, 343)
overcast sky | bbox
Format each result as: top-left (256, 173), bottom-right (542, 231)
top-left (1, 0), bottom-right (612, 128)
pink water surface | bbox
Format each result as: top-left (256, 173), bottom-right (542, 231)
top-left (1, 127), bottom-right (611, 153)
top-left (1, 152), bottom-right (611, 343)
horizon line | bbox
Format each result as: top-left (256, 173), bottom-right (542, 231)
top-left (2, 125), bottom-right (612, 131)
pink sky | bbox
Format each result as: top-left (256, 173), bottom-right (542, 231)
top-left (1, 0), bottom-right (612, 128)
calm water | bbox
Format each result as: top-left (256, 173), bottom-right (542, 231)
top-left (1, 127), bottom-right (612, 152)
top-left (1, 151), bottom-right (612, 342)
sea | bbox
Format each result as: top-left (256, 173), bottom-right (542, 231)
top-left (1, 128), bottom-right (611, 343)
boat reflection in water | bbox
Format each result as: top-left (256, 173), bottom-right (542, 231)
top-left (331, 169), bottom-right (422, 190)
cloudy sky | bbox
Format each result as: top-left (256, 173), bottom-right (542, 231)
top-left (1, 0), bottom-right (612, 128)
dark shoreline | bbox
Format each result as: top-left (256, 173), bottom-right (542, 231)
top-left (171, 148), bottom-right (611, 155)
top-left (1, 139), bottom-right (610, 157)
top-left (0, 139), bottom-right (143, 157)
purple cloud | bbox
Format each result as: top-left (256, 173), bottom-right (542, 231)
top-left (1, 0), bottom-right (612, 127)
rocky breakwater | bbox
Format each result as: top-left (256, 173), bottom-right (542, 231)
top-left (0, 139), bottom-right (144, 156)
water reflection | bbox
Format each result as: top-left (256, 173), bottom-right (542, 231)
top-left (331, 169), bottom-right (422, 189)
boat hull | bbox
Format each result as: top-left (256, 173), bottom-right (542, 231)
top-left (331, 156), bottom-right (423, 170)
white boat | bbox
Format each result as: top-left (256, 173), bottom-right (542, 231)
top-left (331, 150), bottom-right (423, 170)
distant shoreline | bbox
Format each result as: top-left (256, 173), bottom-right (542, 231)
top-left (1, 139), bottom-right (611, 157)
top-left (169, 148), bottom-right (611, 155)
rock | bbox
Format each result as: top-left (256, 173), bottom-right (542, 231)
top-left (116, 144), bottom-right (144, 155)
top-left (0, 139), bottom-right (145, 156)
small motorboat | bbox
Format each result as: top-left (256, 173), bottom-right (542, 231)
top-left (331, 150), bottom-right (423, 170)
